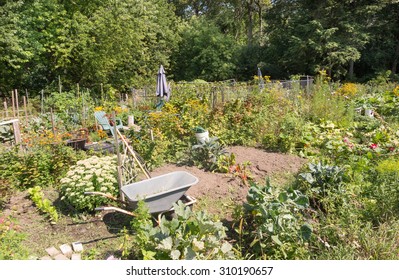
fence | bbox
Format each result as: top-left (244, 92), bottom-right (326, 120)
top-left (1, 76), bottom-right (315, 128)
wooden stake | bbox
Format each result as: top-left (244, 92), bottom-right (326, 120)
top-left (58, 75), bottom-right (62, 94)
top-left (3, 101), bottom-right (8, 118)
top-left (15, 89), bottom-right (20, 120)
top-left (11, 90), bottom-right (15, 118)
top-left (50, 108), bottom-right (56, 136)
top-left (12, 119), bottom-right (21, 144)
top-left (113, 111), bottom-right (125, 202)
top-left (23, 96), bottom-right (28, 127)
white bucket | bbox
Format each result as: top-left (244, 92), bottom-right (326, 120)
top-left (365, 109), bottom-right (374, 118)
top-left (195, 131), bottom-right (209, 144)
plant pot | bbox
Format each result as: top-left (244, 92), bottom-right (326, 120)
top-left (66, 138), bottom-right (86, 150)
top-left (365, 109), bottom-right (374, 118)
top-left (195, 131), bottom-right (209, 144)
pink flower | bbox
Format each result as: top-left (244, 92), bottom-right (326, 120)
top-left (389, 147), bottom-right (395, 152)
top-left (370, 143), bottom-right (378, 149)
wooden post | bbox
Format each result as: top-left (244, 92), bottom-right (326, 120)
top-left (3, 101), bottom-right (8, 118)
top-left (12, 120), bottom-right (21, 144)
top-left (113, 111), bottom-right (125, 202)
top-left (23, 96), bottom-right (28, 127)
top-left (15, 89), bottom-right (20, 120)
top-left (58, 75), bottom-right (62, 94)
top-left (50, 108), bottom-right (56, 136)
top-left (131, 88), bottom-right (135, 108)
top-left (11, 90), bottom-right (15, 118)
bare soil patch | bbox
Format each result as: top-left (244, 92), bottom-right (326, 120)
top-left (1, 146), bottom-right (307, 259)
top-left (151, 146), bottom-right (307, 218)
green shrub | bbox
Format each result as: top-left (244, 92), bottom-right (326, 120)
top-left (0, 215), bottom-right (29, 260)
top-left (0, 145), bottom-right (86, 190)
top-left (28, 186), bottom-right (59, 223)
top-left (362, 158), bottom-right (399, 222)
top-left (190, 137), bottom-right (229, 171)
top-left (298, 162), bottom-right (346, 214)
top-left (236, 179), bottom-right (312, 259)
top-left (129, 201), bottom-right (235, 260)
top-left (60, 155), bottom-right (118, 212)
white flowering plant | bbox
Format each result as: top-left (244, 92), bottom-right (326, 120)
top-left (60, 155), bottom-right (119, 212)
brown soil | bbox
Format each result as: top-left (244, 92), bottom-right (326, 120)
top-left (151, 146), bottom-right (307, 218)
top-left (1, 146), bottom-right (307, 259)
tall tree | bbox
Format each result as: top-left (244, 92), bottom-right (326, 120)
top-left (171, 17), bottom-right (238, 81)
top-left (265, 0), bottom-right (383, 79)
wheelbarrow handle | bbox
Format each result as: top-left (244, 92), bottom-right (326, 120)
top-left (94, 206), bottom-right (137, 217)
top-left (84, 191), bottom-right (129, 206)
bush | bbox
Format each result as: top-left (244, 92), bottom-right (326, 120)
top-left (0, 215), bottom-right (29, 260)
top-left (129, 201), bottom-right (235, 260)
top-left (0, 145), bottom-right (86, 190)
top-left (236, 179), bottom-right (312, 259)
top-left (60, 155), bottom-right (118, 212)
top-left (298, 162), bottom-right (346, 214)
top-left (362, 158), bottom-right (399, 222)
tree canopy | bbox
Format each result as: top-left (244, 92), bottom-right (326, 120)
top-left (0, 0), bottom-right (398, 95)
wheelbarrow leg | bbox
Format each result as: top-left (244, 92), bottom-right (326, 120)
top-left (155, 195), bottom-right (197, 224)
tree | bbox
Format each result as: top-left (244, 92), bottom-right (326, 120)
top-left (265, 0), bottom-right (383, 80)
top-left (171, 17), bottom-right (238, 81)
top-left (0, 1), bottom-right (32, 93)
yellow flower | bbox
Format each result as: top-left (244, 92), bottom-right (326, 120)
top-left (337, 83), bottom-right (358, 97)
top-left (393, 86), bottom-right (399, 97)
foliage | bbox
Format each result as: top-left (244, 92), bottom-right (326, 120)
top-left (0, 144), bottom-right (86, 190)
top-left (336, 83), bottom-right (358, 98)
top-left (362, 157), bottom-right (399, 223)
top-left (0, 215), bottom-right (29, 260)
top-left (190, 137), bottom-right (229, 171)
top-left (129, 200), bottom-right (235, 260)
top-left (171, 16), bottom-right (238, 82)
top-left (298, 162), bottom-right (346, 213)
top-left (60, 155), bottom-right (118, 212)
top-left (28, 186), bottom-right (59, 223)
top-left (236, 179), bottom-right (312, 259)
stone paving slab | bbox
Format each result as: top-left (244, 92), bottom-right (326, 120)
top-left (41, 242), bottom-right (84, 260)
top-left (60, 244), bottom-right (73, 257)
top-left (45, 246), bottom-right (61, 257)
top-left (72, 242), bottom-right (83, 253)
top-left (71, 253), bottom-right (81, 260)
top-left (54, 254), bottom-right (70, 260)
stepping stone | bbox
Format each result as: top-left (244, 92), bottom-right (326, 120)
top-left (40, 256), bottom-right (53, 260)
top-left (54, 254), bottom-right (70, 260)
top-left (59, 244), bottom-right (73, 257)
top-left (71, 253), bottom-right (81, 260)
top-left (45, 246), bottom-right (60, 257)
top-left (72, 242), bottom-right (83, 252)
top-left (106, 255), bottom-right (120, 260)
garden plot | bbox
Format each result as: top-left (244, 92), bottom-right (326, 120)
top-left (2, 146), bottom-right (305, 259)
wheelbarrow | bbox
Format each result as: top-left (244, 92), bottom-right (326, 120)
top-left (85, 171), bottom-right (198, 219)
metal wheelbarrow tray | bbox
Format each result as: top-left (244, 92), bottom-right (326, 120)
top-left (122, 171), bottom-right (198, 213)
top-left (90, 171), bottom-right (198, 215)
